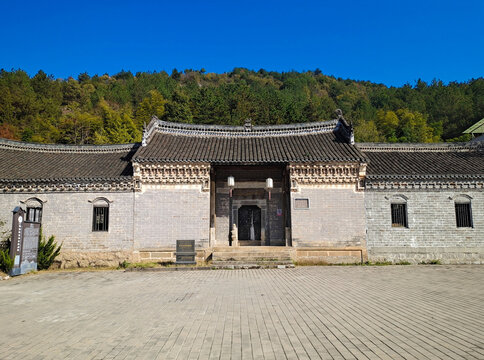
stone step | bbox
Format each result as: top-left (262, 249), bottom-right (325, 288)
top-left (212, 260), bottom-right (294, 266)
top-left (213, 246), bottom-right (292, 253)
top-left (213, 251), bottom-right (291, 258)
top-left (212, 253), bottom-right (292, 260)
top-left (211, 262), bottom-right (295, 269)
top-left (213, 257), bottom-right (293, 263)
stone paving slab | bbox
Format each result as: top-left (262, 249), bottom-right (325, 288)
top-left (0, 266), bottom-right (483, 359)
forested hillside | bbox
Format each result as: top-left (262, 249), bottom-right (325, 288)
top-left (0, 68), bottom-right (483, 145)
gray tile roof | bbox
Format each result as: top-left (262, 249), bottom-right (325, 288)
top-left (0, 139), bottom-right (138, 182)
top-left (358, 142), bottom-right (484, 179)
top-left (134, 118), bottom-right (365, 163)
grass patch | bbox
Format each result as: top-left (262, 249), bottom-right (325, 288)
top-left (367, 261), bottom-right (393, 266)
top-left (294, 259), bottom-right (365, 266)
top-left (119, 261), bottom-right (172, 269)
top-left (363, 260), bottom-right (412, 266)
top-left (119, 260), bottom-right (211, 270)
top-left (293, 259), bottom-right (329, 266)
top-left (41, 266), bottom-right (120, 273)
top-left (420, 259), bottom-right (442, 265)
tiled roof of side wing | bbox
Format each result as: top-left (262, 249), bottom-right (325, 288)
top-left (134, 118), bottom-right (365, 163)
top-left (0, 138), bottom-right (139, 181)
top-left (358, 142), bottom-right (484, 178)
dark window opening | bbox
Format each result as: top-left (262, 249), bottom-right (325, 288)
top-left (391, 203), bottom-right (407, 228)
top-left (455, 203), bottom-right (472, 228)
top-left (93, 206), bottom-right (109, 232)
top-left (26, 207), bottom-right (42, 223)
top-left (295, 198), bottom-right (309, 209)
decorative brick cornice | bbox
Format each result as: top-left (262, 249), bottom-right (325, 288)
top-left (133, 162), bottom-right (210, 191)
top-left (0, 178), bottom-right (135, 193)
top-left (366, 179), bottom-right (484, 190)
top-left (289, 162), bottom-right (366, 190)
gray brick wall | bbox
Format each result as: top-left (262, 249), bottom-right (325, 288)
top-left (0, 192), bottom-right (135, 251)
top-left (134, 185), bottom-right (210, 249)
top-left (0, 185), bottom-right (210, 253)
top-left (365, 189), bottom-right (484, 263)
top-left (290, 185), bottom-right (366, 247)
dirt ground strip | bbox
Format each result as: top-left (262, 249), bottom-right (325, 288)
top-left (0, 265), bottom-right (483, 360)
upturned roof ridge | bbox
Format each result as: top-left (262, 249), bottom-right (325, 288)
top-left (0, 138), bottom-right (140, 153)
top-left (144, 116), bottom-right (339, 142)
top-left (357, 141), bottom-right (483, 152)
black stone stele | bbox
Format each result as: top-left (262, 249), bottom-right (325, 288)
top-left (10, 207), bottom-right (39, 276)
top-left (175, 240), bottom-right (196, 265)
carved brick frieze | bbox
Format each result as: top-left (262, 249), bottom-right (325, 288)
top-left (134, 163), bottom-right (210, 190)
top-left (289, 163), bottom-right (366, 191)
top-left (366, 180), bottom-right (484, 190)
top-left (0, 179), bottom-right (135, 193)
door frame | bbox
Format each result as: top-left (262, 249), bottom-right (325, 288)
top-left (232, 199), bottom-right (267, 245)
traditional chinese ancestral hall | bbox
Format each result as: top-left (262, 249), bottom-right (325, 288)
top-left (1, 113), bottom-right (483, 267)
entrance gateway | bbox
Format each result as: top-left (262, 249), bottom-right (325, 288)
top-left (212, 165), bottom-right (290, 247)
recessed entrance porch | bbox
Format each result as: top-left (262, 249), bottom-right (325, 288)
top-left (210, 165), bottom-right (290, 247)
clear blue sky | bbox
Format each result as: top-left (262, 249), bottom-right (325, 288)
top-left (0, 0), bottom-right (482, 86)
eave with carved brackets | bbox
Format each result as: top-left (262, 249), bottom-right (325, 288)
top-left (0, 178), bottom-right (135, 193)
top-left (288, 162), bottom-right (367, 191)
top-left (365, 176), bottom-right (484, 191)
top-left (133, 162), bottom-right (211, 191)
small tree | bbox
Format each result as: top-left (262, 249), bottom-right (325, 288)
top-left (0, 219), bottom-right (13, 273)
top-left (38, 228), bottom-right (62, 270)
top-left (0, 248), bottom-right (13, 273)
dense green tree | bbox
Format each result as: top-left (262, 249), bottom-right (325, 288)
top-left (0, 68), bottom-right (482, 145)
top-left (164, 89), bottom-right (193, 123)
top-left (96, 100), bottom-right (140, 144)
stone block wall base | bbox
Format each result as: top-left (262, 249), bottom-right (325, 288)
top-left (138, 249), bottom-right (211, 263)
top-left (294, 247), bottom-right (365, 264)
top-left (369, 247), bottom-right (484, 265)
top-left (55, 251), bottom-right (138, 269)
top-left (55, 249), bottom-right (213, 268)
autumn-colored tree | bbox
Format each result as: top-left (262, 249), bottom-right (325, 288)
top-left (0, 123), bottom-right (18, 140)
top-left (135, 90), bottom-right (166, 126)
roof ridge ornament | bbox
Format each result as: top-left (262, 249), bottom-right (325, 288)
top-left (244, 118), bottom-right (253, 132)
top-left (334, 109), bottom-right (354, 144)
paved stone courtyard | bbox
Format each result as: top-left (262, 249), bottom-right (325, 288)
top-left (0, 266), bottom-right (483, 360)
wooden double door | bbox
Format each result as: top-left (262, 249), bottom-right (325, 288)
top-left (238, 205), bottom-right (261, 241)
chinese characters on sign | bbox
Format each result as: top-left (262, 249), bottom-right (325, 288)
top-left (10, 207), bottom-right (39, 276)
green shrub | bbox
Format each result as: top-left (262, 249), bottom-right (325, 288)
top-left (0, 248), bottom-right (14, 273)
top-left (420, 259), bottom-right (441, 265)
top-left (119, 260), bottom-right (130, 269)
top-left (38, 230), bottom-right (62, 270)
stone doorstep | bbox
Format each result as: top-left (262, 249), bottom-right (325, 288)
top-left (296, 250), bottom-right (362, 257)
top-left (125, 264), bottom-right (296, 271)
top-left (212, 259), bottom-right (292, 265)
top-left (138, 249), bottom-right (210, 262)
top-left (212, 246), bottom-right (293, 252)
top-left (212, 252), bottom-right (292, 257)
top-left (211, 264), bottom-right (296, 269)
top-left (213, 257), bottom-right (293, 263)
